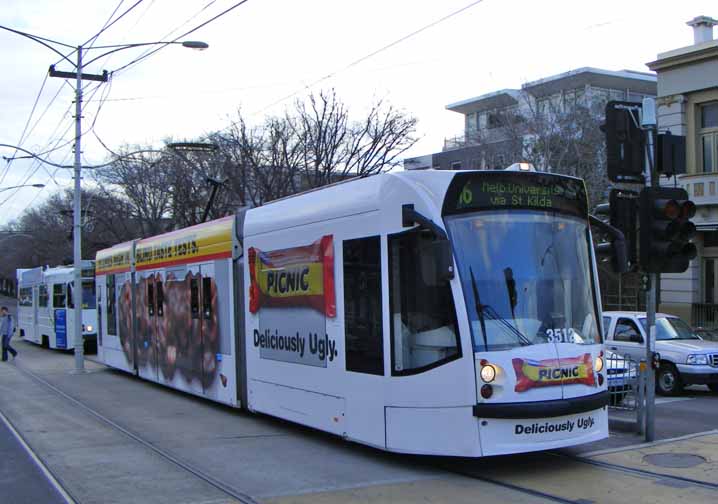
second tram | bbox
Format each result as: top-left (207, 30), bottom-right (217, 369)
top-left (17, 261), bottom-right (97, 350)
top-left (95, 167), bottom-right (610, 456)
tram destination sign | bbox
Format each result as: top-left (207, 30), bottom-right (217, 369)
top-left (443, 172), bottom-right (588, 218)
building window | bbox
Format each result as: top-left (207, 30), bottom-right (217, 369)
top-left (699, 102), bottom-right (718, 173)
top-left (451, 161), bottom-right (462, 170)
top-left (343, 236), bottom-right (383, 375)
top-left (704, 258), bottom-right (717, 304)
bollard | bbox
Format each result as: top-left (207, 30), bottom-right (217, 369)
top-left (636, 360), bottom-right (646, 436)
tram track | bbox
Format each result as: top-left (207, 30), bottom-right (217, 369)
top-left (552, 451), bottom-right (718, 492)
top-left (13, 361), bottom-right (261, 504)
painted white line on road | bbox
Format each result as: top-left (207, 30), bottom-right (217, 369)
top-left (578, 429), bottom-right (718, 458)
top-left (655, 396), bottom-right (695, 404)
top-left (0, 406), bottom-right (76, 504)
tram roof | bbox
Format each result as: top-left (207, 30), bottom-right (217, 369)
top-left (96, 241), bottom-right (134, 275)
top-left (134, 215), bottom-right (233, 271)
top-left (244, 170), bottom-right (458, 237)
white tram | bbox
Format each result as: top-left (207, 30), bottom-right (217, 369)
top-left (17, 261), bottom-right (98, 350)
top-left (96, 169), bottom-right (611, 456)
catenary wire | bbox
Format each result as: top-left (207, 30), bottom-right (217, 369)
top-left (111, 0), bottom-right (252, 75)
top-left (253, 0), bottom-right (486, 115)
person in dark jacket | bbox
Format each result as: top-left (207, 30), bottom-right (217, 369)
top-left (1, 306), bottom-right (17, 361)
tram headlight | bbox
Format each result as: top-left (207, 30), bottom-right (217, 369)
top-left (480, 363), bottom-right (497, 383)
top-left (85, 324), bottom-right (94, 333)
top-left (594, 355), bottom-right (604, 373)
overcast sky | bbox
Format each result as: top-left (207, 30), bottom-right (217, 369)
top-left (0, 0), bottom-right (715, 223)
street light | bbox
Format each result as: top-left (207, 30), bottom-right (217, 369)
top-left (48, 39), bottom-right (208, 373)
top-left (0, 183), bottom-right (45, 193)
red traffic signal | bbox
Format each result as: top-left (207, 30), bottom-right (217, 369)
top-left (639, 187), bottom-right (697, 273)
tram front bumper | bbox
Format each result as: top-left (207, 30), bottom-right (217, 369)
top-left (474, 391), bottom-right (609, 456)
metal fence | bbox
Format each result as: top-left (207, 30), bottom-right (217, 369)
top-left (606, 353), bottom-right (640, 409)
top-left (692, 303), bottom-right (718, 329)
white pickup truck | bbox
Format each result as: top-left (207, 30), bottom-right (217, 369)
top-left (603, 311), bottom-right (718, 395)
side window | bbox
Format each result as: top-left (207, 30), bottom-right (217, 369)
top-left (107, 275), bottom-right (117, 336)
top-left (147, 281), bottom-right (155, 317)
top-left (190, 278), bottom-right (200, 319)
top-left (156, 280), bottom-right (164, 317)
top-left (389, 229), bottom-right (460, 375)
top-left (53, 284), bottom-right (66, 307)
top-left (39, 285), bottom-right (48, 308)
top-left (202, 277), bottom-right (212, 319)
top-left (343, 236), bottom-right (383, 375)
top-left (68, 283), bottom-right (73, 308)
top-left (614, 318), bottom-right (642, 343)
top-left (602, 316), bottom-right (611, 340)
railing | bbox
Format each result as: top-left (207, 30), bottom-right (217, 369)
top-left (692, 303), bottom-right (718, 329)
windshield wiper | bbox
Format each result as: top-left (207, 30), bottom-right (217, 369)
top-left (470, 267), bottom-right (531, 347)
top-left (469, 267), bottom-right (489, 350)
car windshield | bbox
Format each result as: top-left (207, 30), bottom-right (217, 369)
top-left (446, 210), bottom-right (600, 352)
top-left (638, 317), bottom-right (700, 340)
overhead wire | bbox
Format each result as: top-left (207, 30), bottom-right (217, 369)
top-left (0, 73), bottom-right (49, 186)
top-left (254, 0), bottom-right (487, 115)
top-left (111, 0), bottom-right (251, 76)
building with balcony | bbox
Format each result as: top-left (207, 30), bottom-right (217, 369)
top-left (404, 67), bottom-right (656, 174)
top-left (647, 15), bottom-right (718, 327)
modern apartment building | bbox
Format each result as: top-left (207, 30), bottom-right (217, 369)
top-left (647, 16), bottom-right (718, 327)
top-left (404, 67), bottom-right (656, 172)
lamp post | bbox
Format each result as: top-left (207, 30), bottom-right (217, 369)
top-left (48, 40), bottom-right (209, 373)
top-left (0, 183), bottom-right (45, 193)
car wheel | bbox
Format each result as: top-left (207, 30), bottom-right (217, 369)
top-left (656, 363), bottom-right (683, 396)
top-left (708, 384), bottom-right (718, 393)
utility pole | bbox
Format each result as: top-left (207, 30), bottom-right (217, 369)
top-left (642, 97), bottom-right (657, 441)
top-left (50, 47), bottom-right (107, 373)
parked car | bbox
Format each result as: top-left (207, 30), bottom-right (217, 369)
top-left (695, 327), bottom-right (718, 342)
top-left (603, 311), bottom-right (718, 395)
top-left (605, 350), bottom-right (638, 405)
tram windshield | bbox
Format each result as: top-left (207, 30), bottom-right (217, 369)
top-left (447, 210), bottom-right (600, 352)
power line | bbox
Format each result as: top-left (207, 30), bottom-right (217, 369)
top-left (0, 73), bottom-right (49, 186)
top-left (255, 0), bottom-right (486, 115)
top-left (112, 0), bottom-right (252, 75)
top-left (82, 0), bottom-right (146, 48)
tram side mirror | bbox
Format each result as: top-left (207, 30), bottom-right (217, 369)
top-left (403, 204), bottom-right (455, 285)
top-left (419, 239), bottom-right (455, 286)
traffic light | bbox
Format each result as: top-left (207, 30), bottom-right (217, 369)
top-left (639, 187), bottom-right (697, 273)
top-left (609, 189), bottom-right (638, 265)
top-left (603, 101), bottom-right (645, 183)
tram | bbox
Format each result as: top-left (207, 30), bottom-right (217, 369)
top-left (17, 261), bottom-right (98, 350)
top-left (95, 167), bottom-right (614, 456)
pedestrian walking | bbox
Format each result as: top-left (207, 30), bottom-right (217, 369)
top-left (1, 306), bottom-right (17, 361)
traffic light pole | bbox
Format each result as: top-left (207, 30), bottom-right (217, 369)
top-left (644, 117), bottom-right (657, 442)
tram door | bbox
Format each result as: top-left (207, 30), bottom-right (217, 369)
top-left (32, 285), bottom-right (39, 343)
top-left (136, 271), bottom-right (160, 382)
top-left (187, 263), bottom-right (215, 394)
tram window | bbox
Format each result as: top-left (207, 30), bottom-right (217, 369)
top-left (147, 282), bottom-right (155, 317)
top-left (202, 277), bottom-right (212, 319)
top-left (19, 288), bottom-right (33, 307)
top-left (39, 285), bottom-right (48, 307)
top-left (343, 236), bottom-right (383, 375)
top-left (68, 283), bottom-right (73, 308)
top-left (156, 281), bottom-right (164, 317)
top-left (107, 275), bottom-right (117, 336)
top-left (389, 229), bottom-right (460, 375)
top-left (190, 278), bottom-right (200, 319)
top-left (53, 284), bottom-right (66, 307)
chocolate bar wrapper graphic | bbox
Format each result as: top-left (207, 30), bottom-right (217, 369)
top-left (512, 353), bottom-right (595, 392)
top-left (249, 235), bottom-right (335, 317)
